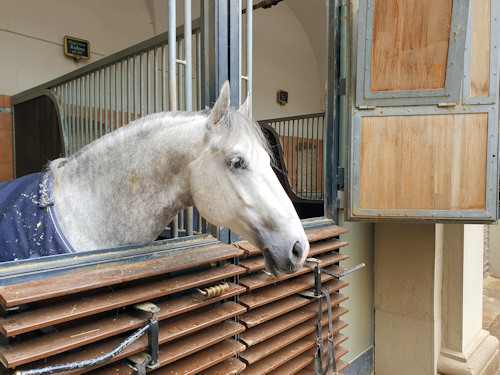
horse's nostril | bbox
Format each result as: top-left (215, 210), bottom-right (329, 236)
top-left (292, 241), bottom-right (302, 261)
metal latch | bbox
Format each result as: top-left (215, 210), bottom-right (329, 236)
top-left (302, 259), bottom-right (365, 375)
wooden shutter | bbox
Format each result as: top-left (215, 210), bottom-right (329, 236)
top-left (0, 224), bottom-right (350, 374)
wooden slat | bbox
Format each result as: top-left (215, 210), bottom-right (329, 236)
top-left (238, 239), bottom-right (348, 272)
top-left (271, 337), bottom-right (349, 375)
top-left (241, 331), bottom-right (346, 375)
top-left (305, 225), bottom-right (349, 242)
top-left (0, 244), bottom-right (243, 307)
top-left (153, 340), bottom-right (246, 375)
top-left (240, 251), bottom-right (349, 291)
top-left (239, 269), bottom-right (348, 310)
top-left (299, 346), bottom-right (349, 374)
top-left (93, 326), bottom-right (246, 375)
top-left (239, 295), bottom-right (309, 328)
top-left (0, 264), bottom-right (244, 338)
top-left (234, 225), bottom-right (349, 257)
top-left (3, 303), bottom-right (245, 369)
top-left (240, 315), bottom-right (348, 365)
top-left (197, 357), bottom-right (246, 375)
top-left (239, 301), bottom-right (348, 347)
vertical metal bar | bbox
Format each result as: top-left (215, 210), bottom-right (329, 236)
top-left (229, 0), bottom-right (241, 105)
top-left (115, 63), bottom-right (118, 130)
top-left (78, 76), bottom-right (83, 151)
top-left (86, 74), bottom-right (90, 145)
top-left (216, 0), bottom-right (229, 91)
top-left (185, 0), bottom-right (194, 237)
top-left (162, 45), bottom-right (167, 111)
top-left (104, 67), bottom-right (108, 137)
top-left (185, 0), bottom-right (192, 111)
top-left (140, 53), bottom-right (145, 117)
top-left (147, 49), bottom-right (151, 114)
top-left (196, 29), bottom-right (201, 110)
top-left (154, 47), bottom-right (159, 112)
top-left (121, 59), bottom-right (125, 126)
top-left (128, 58), bottom-right (131, 124)
top-left (246, 0), bottom-right (253, 113)
top-left (324, 0), bottom-right (340, 220)
top-left (168, 0), bottom-right (178, 238)
top-left (134, 55), bottom-right (137, 120)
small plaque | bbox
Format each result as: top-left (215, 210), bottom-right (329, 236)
top-left (64, 36), bottom-right (90, 60)
top-left (278, 90), bottom-right (288, 105)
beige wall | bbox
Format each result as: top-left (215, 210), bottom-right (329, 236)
top-left (338, 211), bottom-right (374, 365)
top-left (489, 225), bottom-right (500, 277)
top-left (0, 0), bottom-right (155, 95)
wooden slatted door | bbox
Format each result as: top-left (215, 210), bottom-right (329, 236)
top-left (236, 226), bottom-right (351, 374)
top-left (0, 224), bottom-right (350, 374)
top-left (0, 243), bottom-right (247, 374)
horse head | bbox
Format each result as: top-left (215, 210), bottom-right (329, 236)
top-left (189, 82), bottom-right (310, 276)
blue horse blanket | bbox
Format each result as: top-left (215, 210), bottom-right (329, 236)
top-left (0, 173), bottom-right (74, 262)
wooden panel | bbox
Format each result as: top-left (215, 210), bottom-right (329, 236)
top-left (240, 317), bottom-right (348, 365)
top-left (235, 225), bottom-right (349, 257)
top-left (240, 301), bottom-right (348, 347)
top-left (371, 0), bottom-right (452, 91)
top-left (153, 340), bottom-right (246, 375)
top-left (239, 295), bottom-right (310, 328)
top-left (239, 268), bottom-right (348, 310)
top-left (0, 264), bottom-right (244, 337)
top-left (471, 0), bottom-right (491, 98)
top-left (239, 239), bottom-right (348, 273)
top-left (0, 244), bottom-right (243, 307)
top-left (359, 114), bottom-right (488, 210)
top-left (241, 332), bottom-right (347, 375)
top-left (197, 357), bottom-right (246, 375)
top-left (0, 302), bottom-right (245, 368)
top-left (240, 251), bottom-right (349, 290)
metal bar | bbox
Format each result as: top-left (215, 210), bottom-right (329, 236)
top-left (168, 0), bottom-right (178, 238)
top-left (185, 0), bottom-right (193, 111)
top-left (246, 0), bottom-right (253, 112)
top-left (114, 62), bottom-right (118, 130)
top-left (140, 53), bottom-right (144, 117)
top-left (147, 49), bottom-right (151, 114)
top-left (154, 48), bottom-right (158, 113)
top-left (121, 59), bottom-right (125, 126)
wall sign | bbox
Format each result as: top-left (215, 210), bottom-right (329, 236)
top-left (278, 90), bottom-right (288, 105)
top-left (64, 36), bottom-right (90, 60)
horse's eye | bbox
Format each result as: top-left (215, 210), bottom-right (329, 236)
top-left (228, 156), bottom-right (246, 169)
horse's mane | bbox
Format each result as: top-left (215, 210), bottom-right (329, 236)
top-left (48, 108), bottom-right (273, 174)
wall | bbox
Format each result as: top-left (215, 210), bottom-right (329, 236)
top-left (0, 0), bottom-right (155, 95)
top-left (252, 3), bottom-right (323, 120)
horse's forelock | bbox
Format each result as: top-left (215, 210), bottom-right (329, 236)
top-left (211, 108), bottom-right (274, 162)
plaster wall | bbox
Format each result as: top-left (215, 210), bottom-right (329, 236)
top-left (489, 224), bottom-right (500, 277)
top-left (374, 223), bottom-right (441, 375)
top-left (338, 211), bottom-right (374, 365)
top-left (0, 0), bottom-right (155, 95)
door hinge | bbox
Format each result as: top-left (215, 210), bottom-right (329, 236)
top-left (337, 78), bottom-right (346, 96)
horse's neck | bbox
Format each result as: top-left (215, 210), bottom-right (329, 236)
top-left (51, 116), bottom-right (206, 251)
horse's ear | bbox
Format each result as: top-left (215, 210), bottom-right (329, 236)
top-left (208, 81), bottom-right (231, 126)
top-left (238, 93), bottom-right (252, 117)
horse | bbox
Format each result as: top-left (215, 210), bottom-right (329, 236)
top-left (0, 82), bottom-right (310, 275)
